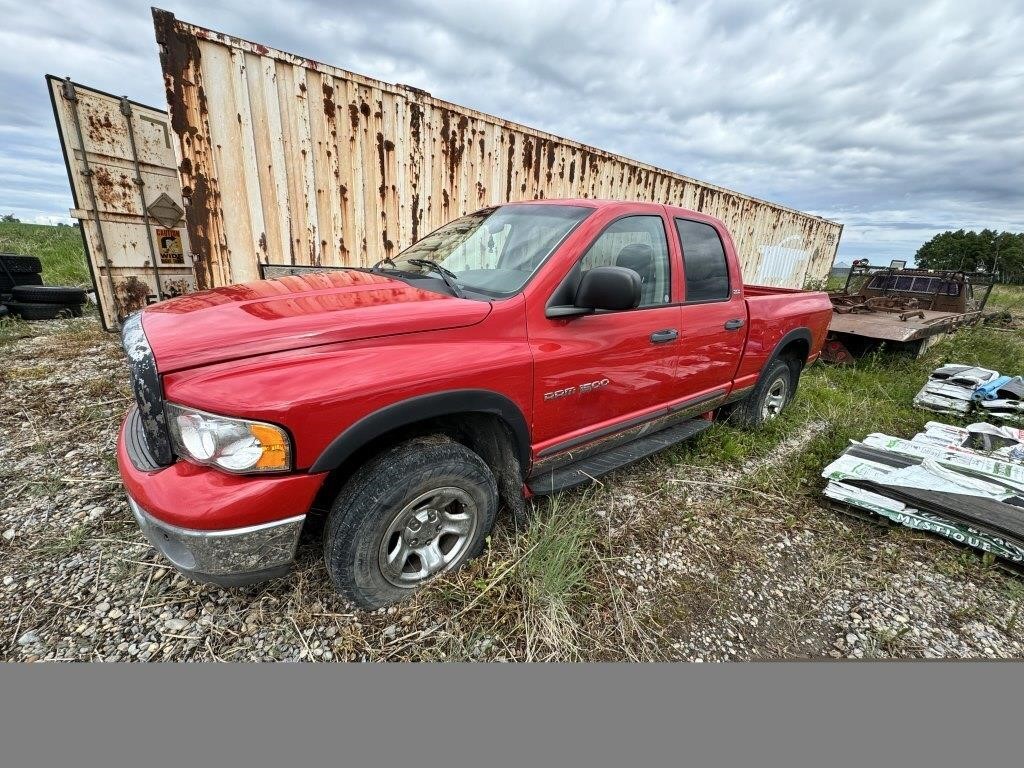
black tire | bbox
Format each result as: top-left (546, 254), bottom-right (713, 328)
top-left (5, 301), bottom-right (84, 321)
top-left (0, 272), bottom-right (43, 293)
top-left (324, 437), bottom-right (499, 609)
top-left (0, 253), bottom-right (43, 274)
top-left (726, 358), bottom-right (795, 428)
top-left (12, 285), bottom-right (87, 305)
top-left (0, 304), bottom-right (8, 319)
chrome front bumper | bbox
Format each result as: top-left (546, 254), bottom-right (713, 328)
top-left (128, 496), bottom-right (305, 587)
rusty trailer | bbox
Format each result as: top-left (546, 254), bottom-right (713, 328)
top-left (822, 261), bottom-right (995, 363)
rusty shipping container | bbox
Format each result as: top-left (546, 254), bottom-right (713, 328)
top-left (152, 9), bottom-right (842, 298)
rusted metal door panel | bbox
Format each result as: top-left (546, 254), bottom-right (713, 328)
top-left (48, 76), bottom-right (196, 329)
top-left (152, 9), bottom-right (843, 292)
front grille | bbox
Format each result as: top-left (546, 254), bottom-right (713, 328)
top-left (121, 312), bottom-right (174, 467)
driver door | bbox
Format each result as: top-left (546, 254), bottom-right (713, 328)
top-left (527, 213), bottom-right (682, 455)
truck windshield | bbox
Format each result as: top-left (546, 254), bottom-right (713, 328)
top-left (384, 204), bottom-right (592, 297)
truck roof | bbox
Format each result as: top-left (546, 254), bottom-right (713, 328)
top-left (501, 197), bottom-right (715, 221)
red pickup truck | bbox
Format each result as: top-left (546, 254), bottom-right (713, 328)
top-left (117, 200), bottom-right (832, 607)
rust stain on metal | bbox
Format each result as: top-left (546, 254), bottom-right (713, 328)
top-left (91, 165), bottom-right (134, 211)
top-left (163, 277), bottom-right (192, 297)
top-left (505, 133), bottom-right (515, 199)
top-left (376, 132), bottom-right (387, 201)
top-left (409, 103), bottom-right (422, 145)
top-left (118, 275), bottom-right (151, 313)
top-left (410, 193), bottom-right (420, 242)
top-left (322, 83), bottom-right (336, 117)
top-left (86, 110), bottom-right (120, 143)
top-left (154, 8), bottom-right (226, 290)
top-left (182, 172), bottom-right (214, 289)
top-left (154, 8), bottom-right (201, 138)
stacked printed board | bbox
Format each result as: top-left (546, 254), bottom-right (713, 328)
top-left (823, 421), bottom-right (1024, 564)
top-left (914, 363), bottom-right (1024, 422)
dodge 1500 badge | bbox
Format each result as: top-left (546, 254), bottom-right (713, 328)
top-left (117, 200), bottom-right (833, 607)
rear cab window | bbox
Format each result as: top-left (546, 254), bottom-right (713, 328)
top-left (674, 219), bottom-right (730, 302)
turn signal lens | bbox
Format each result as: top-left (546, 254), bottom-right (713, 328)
top-left (250, 424), bottom-right (290, 471)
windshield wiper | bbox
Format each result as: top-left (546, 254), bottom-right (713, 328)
top-left (406, 258), bottom-right (463, 298)
top-left (371, 256), bottom-right (398, 274)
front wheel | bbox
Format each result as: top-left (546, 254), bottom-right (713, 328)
top-left (725, 358), bottom-right (795, 427)
top-left (324, 437), bottom-right (498, 609)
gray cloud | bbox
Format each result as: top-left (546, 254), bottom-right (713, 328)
top-left (0, 0), bottom-right (1021, 263)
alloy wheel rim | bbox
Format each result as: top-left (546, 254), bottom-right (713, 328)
top-left (378, 487), bottom-right (479, 588)
top-left (762, 377), bottom-right (788, 420)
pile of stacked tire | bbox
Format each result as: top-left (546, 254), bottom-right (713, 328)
top-left (0, 252), bottom-right (87, 321)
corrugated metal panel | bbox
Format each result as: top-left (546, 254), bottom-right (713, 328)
top-left (152, 9), bottom-right (842, 293)
top-left (754, 235), bottom-right (811, 287)
top-left (47, 76), bottom-right (197, 329)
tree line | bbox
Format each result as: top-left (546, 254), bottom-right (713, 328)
top-left (915, 229), bottom-right (1024, 280)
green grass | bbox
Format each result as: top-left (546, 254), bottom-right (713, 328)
top-left (987, 284), bottom-right (1024, 314)
top-left (519, 495), bottom-right (598, 608)
top-left (0, 222), bottom-right (91, 287)
top-left (668, 323), bottom-right (1024, 496)
top-left (0, 316), bottom-right (35, 347)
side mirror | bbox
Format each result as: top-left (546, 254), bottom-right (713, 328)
top-left (544, 266), bottom-right (638, 317)
top-left (575, 266), bottom-right (641, 310)
top-left (545, 265), bottom-right (641, 318)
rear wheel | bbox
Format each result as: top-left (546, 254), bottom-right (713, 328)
top-left (324, 437), bottom-right (498, 609)
top-left (726, 358), bottom-right (795, 427)
top-left (760, 371), bottom-right (789, 420)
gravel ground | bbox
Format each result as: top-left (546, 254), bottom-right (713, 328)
top-left (3, 316), bottom-right (1023, 661)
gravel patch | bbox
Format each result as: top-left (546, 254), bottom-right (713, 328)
top-left (2, 316), bottom-right (1023, 661)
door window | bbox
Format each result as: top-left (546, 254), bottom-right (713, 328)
top-left (675, 219), bottom-right (730, 302)
top-left (576, 216), bottom-right (671, 307)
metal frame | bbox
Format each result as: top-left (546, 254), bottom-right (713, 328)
top-left (840, 261), bottom-right (995, 313)
top-left (49, 76), bottom-right (123, 326)
top-left (120, 96), bottom-right (164, 301)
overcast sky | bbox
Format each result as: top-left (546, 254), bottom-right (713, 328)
top-left (1, 0), bottom-right (1021, 263)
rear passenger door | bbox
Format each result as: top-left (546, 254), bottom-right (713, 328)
top-left (674, 218), bottom-right (746, 396)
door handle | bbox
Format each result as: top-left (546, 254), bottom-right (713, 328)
top-left (724, 319), bottom-right (745, 330)
top-left (650, 329), bottom-right (679, 343)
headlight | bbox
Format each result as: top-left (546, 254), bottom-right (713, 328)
top-left (165, 403), bottom-right (292, 474)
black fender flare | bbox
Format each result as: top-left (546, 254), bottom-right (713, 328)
top-left (309, 389), bottom-right (531, 473)
top-left (766, 327), bottom-right (813, 369)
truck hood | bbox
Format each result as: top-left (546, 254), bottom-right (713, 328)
top-left (141, 270), bottom-right (492, 372)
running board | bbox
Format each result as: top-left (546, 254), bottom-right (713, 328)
top-left (527, 418), bottom-right (713, 495)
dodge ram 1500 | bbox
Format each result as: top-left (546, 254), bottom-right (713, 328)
top-left (117, 200), bottom-right (832, 607)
